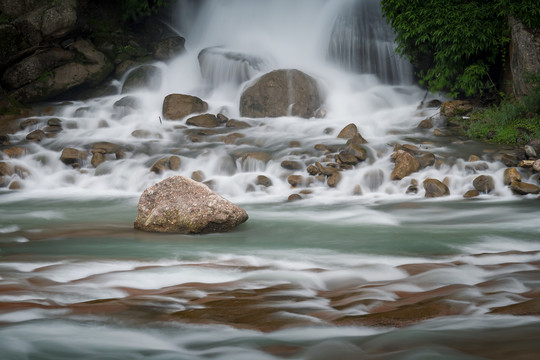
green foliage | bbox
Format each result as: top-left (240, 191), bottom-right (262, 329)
top-left (381, 0), bottom-right (540, 98)
top-left (121, 0), bottom-right (172, 21)
top-left (463, 72), bottom-right (540, 144)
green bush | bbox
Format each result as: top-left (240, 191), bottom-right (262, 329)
top-left (381, 0), bottom-right (540, 98)
top-left (121, 0), bottom-right (173, 21)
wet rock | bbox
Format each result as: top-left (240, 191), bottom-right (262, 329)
top-left (131, 129), bottom-right (162, 139)
top-left (26, 129), bottom-right (46, 141)
top-left (336, 151), bottom-right (359, 166)
top-left (217, 113), bottom-right (229, 123)
top-left (469, 154), bottom-right (481, 162)
top-left (186, 114), bottom-right (220, 128)
top-left (524, 145), bottom-right (537, 159)
top-left (0, 161), bottom-right (12, 176)
top-left (406, 179), bottom-right (419, 194)
top-left (169, 156), bottom-right (181, 171)
top-left (346, 133), bottom-right (368, 145)
top-left (150, 156), bottom-right (181, 174)
top-left (15, 118), bottom-right (37, 131)
top-left (92, 142), bottom-right (124, 159)
top-left (10, 40), bottom-right (114, 103)
top-left (440, 100), bottom-right (473, 117)
top-left (281, 160), bottom-right (303, 170)
top-left (47, 118), bottom-right (62, 127)
top-left (473, 175), bottom-right (495, 194)
top-left (241, 152), bottom-right (271, 163)
top-left (504, 167), bottom-right (521, 185)
top-left (256, 175), bottom-right (272, 187)
top-left (533, 159), bottom-right (540, 172)
top-left (226, 119), bottom-right (250, 128)
top-left (417, 152), bottom-right (436, 169)
top-left (423, 178), bottom-right (450, 197)
top-left (427, 99), bottom-right (442, 108)
top-left (417, 118), bottom-right (433, 129)
top-left (391, 150), bottom-right (419, 181)
top-left (287, 175), bottom-right (303, 187)
top-left (433, 129), bottom-right (446, 136)
top-left (288, 194), bottom-right (302, 202)
top-left (134, 176), bottom-right (248, 234)
top-left (510, 180), bottom-right (540, 195)
top-left (306, 164), bottom-right (319, 176)
top-left (327, 172), bottom-right (342, 187)
top-left (239, 69), bottom-right (323, 118)
top-left (91, 152), bottom-right (105, 168)
top-left (353, 184), bottom-right (363, 195)
top-left (113, 96), bottom-right (141, 113)
top-left (121, 65), bottom-right (162, 93)
top-left (463, 189), bottom-right (480, 198)
top-left (1, 48), bottom-right (74, 90)
top-left (364, 169), bottom-right (384, 191)
top-left (153, 36), bottom-right (186, 61)
top-left (162, 94), bottom-right (208, 120)
top-left (220, 132), bottom-right (244, 144)
top-left (518, 160), bottom-right (535, 168)
top-left (2, 147), bottom-right (25, 158)
top-left (343, 142), bottom-right (367, 161)
top-left (8, 180), bottom-right (22, 190)
top-left (337, 123), bottom-right (358, 139)
top-left (191, 170), bottom-right (205, 182)
top-left (289, 140), bottom-right (301, 148)
top-left (60, 148), bottom-right (87, 165)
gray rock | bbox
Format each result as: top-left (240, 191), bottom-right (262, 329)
top-left (134, 176), bottom-right (248, 233)
top-left (509, 16), bottom-right (540, 98)
top-left (239, 69), bottom-right (323, 118)
top-left (121, 65), bottom-right (162, 93)
top-left (153, 36), bottom-right (185, 61)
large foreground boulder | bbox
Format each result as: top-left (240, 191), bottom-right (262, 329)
top-left (134, 176), bottom-right (248, 234)
top-left (239, 69), bottom-right (323, 118)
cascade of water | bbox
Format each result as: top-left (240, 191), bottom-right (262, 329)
top-left (0, 0), bottom-right (532, 203)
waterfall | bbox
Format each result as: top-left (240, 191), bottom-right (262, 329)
top-left (326, 0), bottom-right (413, 84)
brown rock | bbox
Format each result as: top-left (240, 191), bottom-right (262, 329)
top-left (504, 167), bottom-right (521, 185)
top-left (353, 184), bottom-right (363, 195)
top-left (510, 181), bottom-right (540, 195)
top-left (440, 100), bottom-right (473, 117)
top-left (256, 175), bottom-right (272, 187)
top-left (169, 156), bottom-right (181, 171)
top-left (162, 94), bottom-right (208, 120)
top-left (191, 170), bottom-right (205, 182)
top-left (186, 113), bottom-right (221, 128)
top-left (239, 69), bottom-right (323, 118)
top-left (337, 123), bottom-right (358, 139)
top-left (2, 147), bottom-right (25, 158)
top-left (463, 189), bottom-right (480, 198)
top-left (327, 172), bottom-right (342, 187)
top-left (468, 154), bottom-right (481, 162)
top-left (417, 152), bottom-right (436, 169)
top-left (226, 119), bottom-right (250, 128)
top-left (0, 161), bottom-right (12, 176)
top-left (281, 160), bottom-right (303, 170)
top-left (533, 159), bottom-right (540, 172)
top-left (423, 178), bottom-right (450, 197)
top-left (287, 175), bottom-right (303, 187)
top-left (391, 150), bottom-right (419, 180)
top-left (473, 175), bottom-right (495, 194)
top-left (91, 152), bottom-right (105, 168)
top-left (336, 151), bottom-right (359, 166)
top-left (287, 194), bottom-right (302, 202)
top-left (220, 132), bottom-right (244, 144)
top-left (306, 164), bottom-right (319, 176)
top-left (417, 118), bottom-right (433, 129)
top-left (60, 148), bottom-right (87, 165)
top-left (241, 152), bottom-right (271, 163)
top-left (346, 133), bottom-right (368, 146)
top-left (518, 160), bottom-right (535, 168)
top-left (134, 176), bottom-right (248, 233)
top-left (26, 129), bottom-right (46, 141)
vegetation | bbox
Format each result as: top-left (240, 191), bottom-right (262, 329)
top-left (120, 0), bottom-right (174, 21)
top-left (461, 72), bottom-right (540, 145)
top-left (381, 0), bottom-right (540, 98)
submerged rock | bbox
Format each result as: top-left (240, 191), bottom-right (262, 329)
top-left (134, 176), bottom-right (248, 234)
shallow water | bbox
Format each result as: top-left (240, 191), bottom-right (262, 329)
top-left (1, 0), bottom-right (540, 359)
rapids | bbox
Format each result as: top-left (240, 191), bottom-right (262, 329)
top-left (1, 0), bottom-right (539, 359)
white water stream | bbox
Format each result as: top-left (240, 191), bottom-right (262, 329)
top-left (1, 1), bottom-right (539, 359)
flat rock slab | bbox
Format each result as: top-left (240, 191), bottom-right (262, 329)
top-left (134, 176), bottom-right (248, 234)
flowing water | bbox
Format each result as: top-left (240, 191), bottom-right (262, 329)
top-left (1, 0), bottom-right (539, 359)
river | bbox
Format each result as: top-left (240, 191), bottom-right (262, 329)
top-left (1, 0), bottom-right (539, 359)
